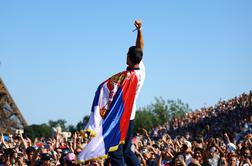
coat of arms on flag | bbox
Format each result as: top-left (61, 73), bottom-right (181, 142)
top-left (78, 70), bottom-right (138, 162)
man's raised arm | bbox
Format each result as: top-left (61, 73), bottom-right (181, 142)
top-left (135, 20), bottom-right (144, 49)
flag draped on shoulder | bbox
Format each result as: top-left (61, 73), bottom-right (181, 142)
top-left (78, 69), bottom-right (138, 162)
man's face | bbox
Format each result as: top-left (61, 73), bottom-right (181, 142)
top-left (175, 155), bottom-right (184, 166)
top-left (209, 147), bottom-right (217, 158)
top-left (194, 150), bottom-right (202, 161)
top-left (229, 157), bottom-right (237, 166)
top-left (27, 151), bottom-right (34, 160)
top-left (243, 149), bottom-right (251, 158)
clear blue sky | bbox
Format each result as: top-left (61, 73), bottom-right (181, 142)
top-left (0, 0), bottom-right (251, 125)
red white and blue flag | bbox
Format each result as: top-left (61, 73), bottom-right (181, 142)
top-left (78, 69), bottom-right (138, 162)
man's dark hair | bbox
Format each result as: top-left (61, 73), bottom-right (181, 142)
top-left (127, 46), bottom-right (143, 64)
top-left (26, 146), bottom-right (36, 154)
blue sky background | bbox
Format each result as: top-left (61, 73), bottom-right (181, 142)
top-left (0, 0), bottom-right (251, 125)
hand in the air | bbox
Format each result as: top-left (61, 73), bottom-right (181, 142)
top-left (134, 20), bottom-right (142, 30)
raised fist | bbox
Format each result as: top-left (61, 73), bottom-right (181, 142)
top-left (134, 20), bottom-right (142, 30)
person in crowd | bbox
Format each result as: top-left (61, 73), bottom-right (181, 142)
top-left (0, 91), bottom-right (251, 165)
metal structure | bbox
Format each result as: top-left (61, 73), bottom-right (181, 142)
top-left (0, 78), bottom-right (28, 133)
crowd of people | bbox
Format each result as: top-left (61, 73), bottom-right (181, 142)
top-left (0, 91), bottom-right (252, 166)
top-left (140, 91), bottom-right (252, 166)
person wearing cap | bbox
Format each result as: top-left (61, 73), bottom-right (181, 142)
top-left (207, 146), bottom-right (220, 166)
top-left (181, 140), bottom-right (193, 165)
top-left (227, 142), bottom-right (237, 154)
top-left (205, 137), bottom-right (227, 166)
top-left (108, 20), bottom-right (145, 166)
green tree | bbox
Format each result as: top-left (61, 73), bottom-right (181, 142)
top-left (76, 121), bottom-right (84, 131)
top-left (135, 107), bottom-right (154, 132)
top-left (67, 125), bottom-right (76, 133)
top-left (134, 97), bottom-right (192, 132)
top-left (167, 98), bottom-right (192, 120)
top-left (151, 98), bottom-right (169, 125)
top-left (24, 123), bottom-right (52, 140)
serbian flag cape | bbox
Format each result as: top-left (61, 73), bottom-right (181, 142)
top-left (78, 69), bottom-right (138, 162)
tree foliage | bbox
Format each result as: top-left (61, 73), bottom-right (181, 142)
top-left (135, 107), bottom-right (154, 131)
top-left (24, 123), bottom-right (52, 140)
top-left (23, 98), bottom-right (191, 139)
top-left (23, 117), bottom-right (89, 140)
top-left (134, 97), bottom-right (192, 132)
top-left (167, 98), bottom-right (191, 120)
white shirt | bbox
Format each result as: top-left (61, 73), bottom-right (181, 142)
top-left (129, 61), bottom-right (145, 120)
